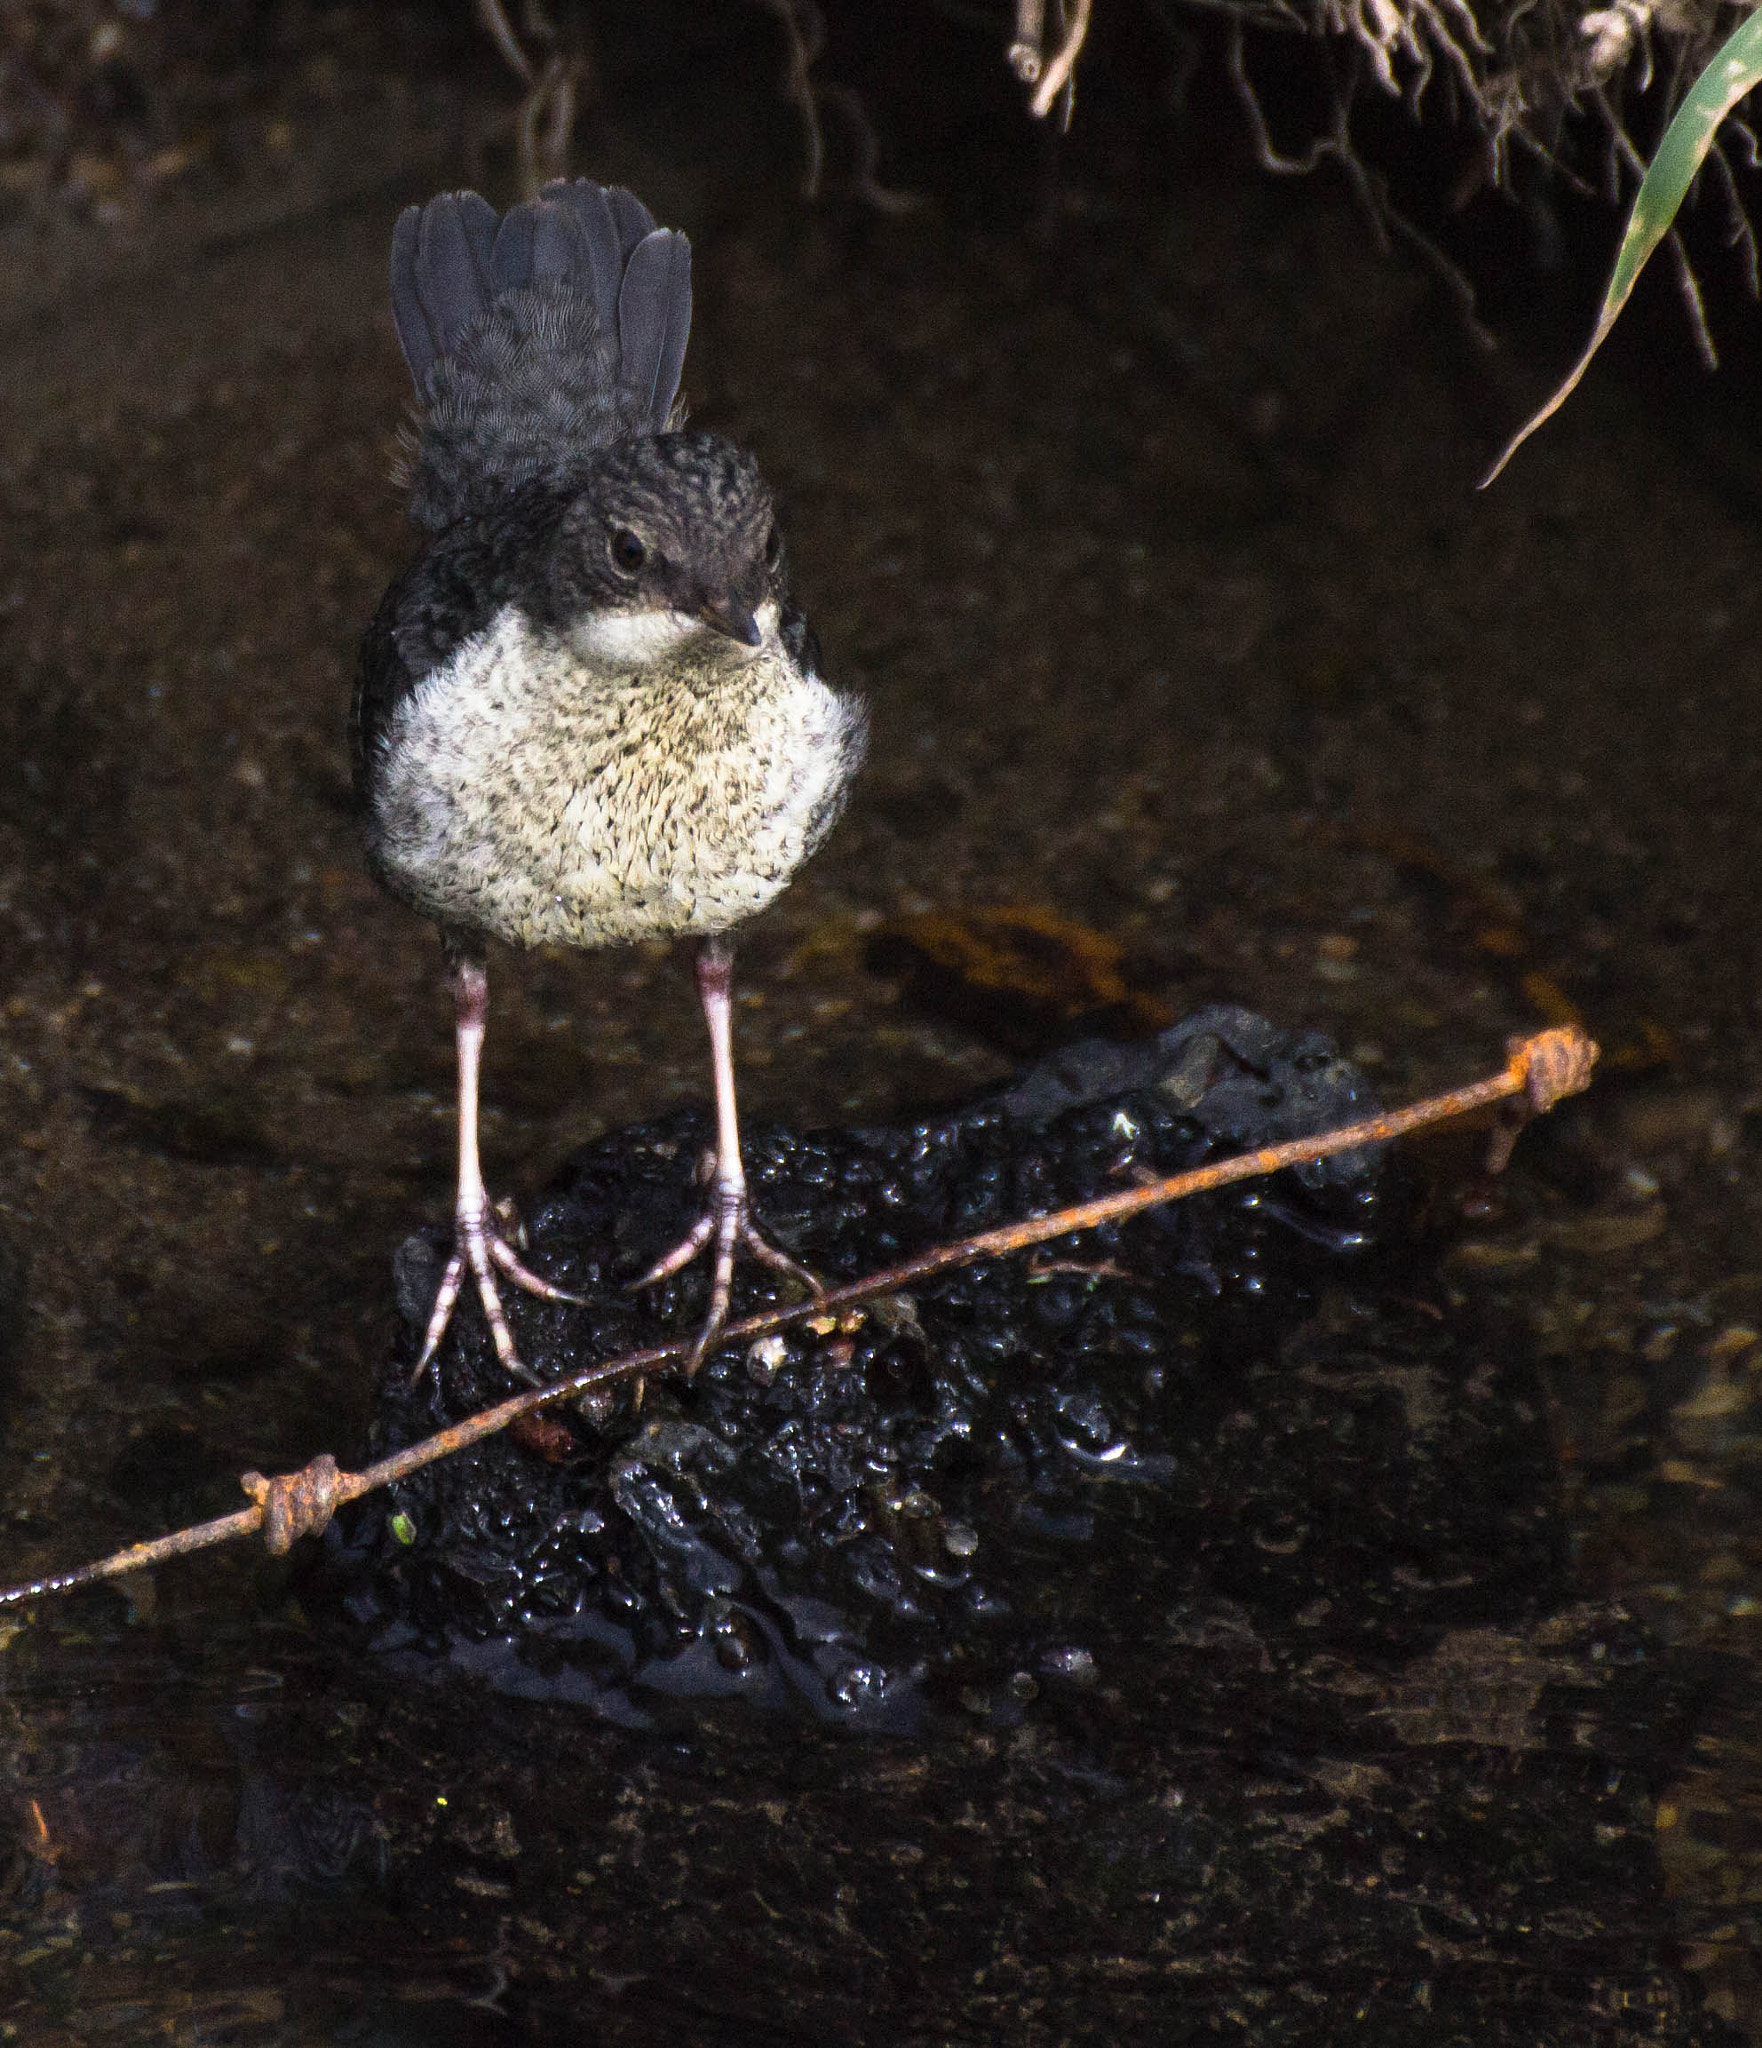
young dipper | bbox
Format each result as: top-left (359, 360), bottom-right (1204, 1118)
top-left (351, 179), bottom-right (868, 1383)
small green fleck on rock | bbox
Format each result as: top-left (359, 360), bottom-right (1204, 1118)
top-left (389, 1512), bottom-right (416, 1546)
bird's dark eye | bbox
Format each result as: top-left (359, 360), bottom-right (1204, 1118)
top-left (610, 529), bottom-right (647, 574)
top-left (764, 524), bottom-right (783, 570)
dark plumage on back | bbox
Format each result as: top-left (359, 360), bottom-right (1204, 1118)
top-left (348, 485), bottom-right (571, 811)
top-left (391, 179), bottom-right (692, 531)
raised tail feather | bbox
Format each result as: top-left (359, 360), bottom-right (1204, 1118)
top-left (391, 180), bottom-right (693, 531)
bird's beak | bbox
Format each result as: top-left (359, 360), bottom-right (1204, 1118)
top-left (698, 593), bottom-right (764, 646)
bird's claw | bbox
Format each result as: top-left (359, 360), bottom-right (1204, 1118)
top-left (411, 1203), bottom-right (586, 1388)
top-left (632, 1171), bottom-right (821, 1372)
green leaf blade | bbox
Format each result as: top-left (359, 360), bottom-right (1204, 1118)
top-left (1483, 4), bottom-right (1762, 486)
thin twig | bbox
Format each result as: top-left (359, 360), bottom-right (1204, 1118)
top-left (474, 0), bottom-right (535, 85)
top-left (1010, 0), bottom-right (1049, 81)
top-left (1709, 134), bottom-right (1762, 301)
top-left (1229, 23), bottom-right (1492, 346)
top-left (513, 52), bottom-right (586, 196)
top-left (1379, 172), bottom-right (1499, 349)
top-left (1031, 0), bottom-right (1093, 117)
top-left (755, 0), bottom-right (827, 201)
top-left (750, 0), bottom-right (918, 212)
top-left (0, 1027), bottom-right (1595, 1611)
top-left (542, 58), bottom-right (578, 186)
top-left (473, 0), bottom-right (582, 195)
top-left (820, 84), bottom-right (922, 215)
top-left (1667, 226), bottom-right (1719, 370)
top-left (1230, 18), bottom-right (1336, 175)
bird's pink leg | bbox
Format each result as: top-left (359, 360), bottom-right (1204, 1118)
top-left (633, 936), bottom-right (821, 1368)
top-left (412, 949), bottom-right (583, 1387)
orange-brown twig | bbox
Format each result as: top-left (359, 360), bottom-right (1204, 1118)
top-left (0, 1027), bottom-right (1594, 1610)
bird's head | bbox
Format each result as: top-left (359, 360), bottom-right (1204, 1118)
top-left (549, 430), bottom-right (782, 663)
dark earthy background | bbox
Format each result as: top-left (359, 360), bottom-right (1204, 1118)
top-left (3, 3), bottom-right (1762, 2040)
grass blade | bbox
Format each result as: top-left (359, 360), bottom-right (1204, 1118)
top-left (1483, 6), bottom-right (1762, 485)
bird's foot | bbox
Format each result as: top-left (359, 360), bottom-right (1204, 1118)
top-left (633, 1157), bottom-right (821, 1372)
top-left (412, 1197), bottom-right (585, 1388)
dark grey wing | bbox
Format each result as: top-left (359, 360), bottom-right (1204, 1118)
top-left (767, 530), bottom-right (823, 678)
top-left (778, 594), bottom-right (823, 680)
top-left (351, 489), bottom-right (568, 809)
top-left (398, 179), bottom-right (693, 531)
top-left (349, 572), bottom-right (416, 812)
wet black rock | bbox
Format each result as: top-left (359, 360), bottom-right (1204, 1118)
top-left (333, 1011), bottom-right (1565, 1732)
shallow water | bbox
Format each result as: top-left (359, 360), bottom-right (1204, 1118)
top-left (4, 20), bottom-right (1762, 2041)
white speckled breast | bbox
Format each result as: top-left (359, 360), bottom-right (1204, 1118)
top-left (368, 604), bottom-right (866, 949)
top-left (370, 593), bottom-right (868, 942)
